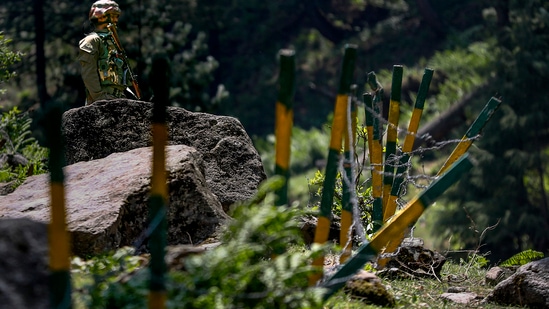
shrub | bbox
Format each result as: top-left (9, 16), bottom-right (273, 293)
top-left (73, 178), bottom-right (330, 308)
top-left (0, 107), bottom-right (48, 187)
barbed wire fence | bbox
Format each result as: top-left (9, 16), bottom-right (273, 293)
top-left (327, 91), bottom-right (483, 265)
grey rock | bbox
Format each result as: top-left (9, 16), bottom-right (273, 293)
top-left (487, 257), bottom-right (549, 308)
top-left (299, 214), bottom-right (341, 245)
top-left (0, 153), bottom-right (29, 169)
top-left (0, 218), bottom-right (48, 309)
top-left (166, 242), bottom-right (222, 271)
top-left (0, 181), bottom-right (16, 196)
top-left (343, 269), bottom-right (396, 307)
top-left (0, 145), bottom-right (230, 256)
top-left (485, 266), bottom-right (515, 286)
top-left (377, 238), bottom-right (446, 279)
top-left (440, 292), bottom-right (477, 304)
top-left (62, 99), bottom-right (266, 211)
top-left (447, 286), bottom-right (468, 293)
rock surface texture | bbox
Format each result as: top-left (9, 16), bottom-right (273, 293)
top-left (377, 237), bottom-right (447, 279)
top-left (62, 99), bottom-right (266, 210)
top-left (487, 257), bottom-right (549, 308)
top-left (0, 145), bottom-right (231, 256)
top-left (0, 218), bottom-right (48, 309)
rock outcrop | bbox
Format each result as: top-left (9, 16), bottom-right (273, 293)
top-left (0, 145), bottom-right (230, 256)
top-left (487, 257), bottom-right (549, 308)
top-left (62, 99), bottom-right (266, 211)
top-left (0, 218), bottom-right (48, 309)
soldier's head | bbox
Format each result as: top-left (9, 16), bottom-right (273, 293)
top-left (89, 0), bottom-right (121, 27)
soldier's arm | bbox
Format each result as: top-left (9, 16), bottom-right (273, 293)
top-left (78, 35), bottom-right (109, 101)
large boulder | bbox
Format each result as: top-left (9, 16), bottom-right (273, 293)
top-left (0, 218), bottom-right (49, 309)
top-left (62, 99), bottom-right (266, 210)
top-left (486, 257), bottom-right (549, 308)
top-left (0, 145), bottom-right (230, 256)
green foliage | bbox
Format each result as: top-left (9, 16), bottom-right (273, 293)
top-left (0, 107), bottom-right (48, 185)
top-left (307, 148), bottom-right (375, 236)
top-left (1, 107), bottom-right (33, 153)
top-left (255, 125), bottom-right (330, 177)
top-left (326, 258), bottom-right (513, 309)
top-left (433, 0), bottom-right (549, 263)
top-left (138, 19), bottom-right (228, 112)
top-left (72, 247), bottom-right (146, 308)
top-left (0, 32), bottom-right (22, 96)
top-left (424, 40), bottom-right (496, 111)
top-left (499, 249), bottom-right (544, 267)
top-left (73, 178), bottom-right (328, 308)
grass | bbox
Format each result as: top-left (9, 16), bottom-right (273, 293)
top-left (325, 257), bottom-right (524, 309)
top-left (70, 247), bottom-right (525, 309)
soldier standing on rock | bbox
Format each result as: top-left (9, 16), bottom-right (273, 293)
top-left (78, 0), bottom-right (132, 104)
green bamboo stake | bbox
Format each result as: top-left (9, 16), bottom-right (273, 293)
top-left (46, 102), bottom-right (72, 309)
top-left (274, 49), bottom-right (296, 206)
top-left (367, 72), bottom-right (384, 231)
top-left (322, 154), bottom-right (474, 299)
top-left (378, 68), bottom-right (433, 268)
top-left (340, 84), bottom-right (358, 263)
top-left (385, 68), bottom-right (434, 222)
top-left (436, 96), bottom-right (502, 176)
top-left (148, 55), bottom-right (170, 309)
top-left (379, 94), bottom-right (498, 270)
top-left (310, 44), bottom-right (357, 285)
top-left (382, 65), bottom-right (403, 220)
top-left (363, 92), bottom-right (374, 162)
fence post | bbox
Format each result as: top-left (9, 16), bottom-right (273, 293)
top-left (366, 72), bottom-right (384, 231)
top-left (385, 68), bottom-right (434, 221)
top-left (274, 49), bottom-right (296, 206)
top-left (436, 96), bottom-right (501, 176)
top-left (340, 84), bottom-right (358, 263)
top-left (148, 55), bottom-right (171, 309)
top-left (382, 65), bottom-right (403, 220)
top-left (322, 154), bottom-right (474, 299)
top-left (309, 44), bottom-right (357, 285)
top-left (46, 102), bottom-right (72, 309)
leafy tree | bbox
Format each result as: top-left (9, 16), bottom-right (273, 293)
top-left (0, 0), bottom-right (226, 111)
top-left (433, 0), bottom-right (549, 262)
top-left (0, 32), bottom-right (22, 98)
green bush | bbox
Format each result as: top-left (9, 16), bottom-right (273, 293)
top-left (73, 178), bottom-right (330, 308)
top-left (0, 107), bottom-right (48, 186)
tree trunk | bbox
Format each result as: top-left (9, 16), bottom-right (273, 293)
top-left (33, 0), bottom-right (49, 106)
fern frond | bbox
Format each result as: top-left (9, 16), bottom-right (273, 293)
top-left (499, 249), bottom-right (544, 267)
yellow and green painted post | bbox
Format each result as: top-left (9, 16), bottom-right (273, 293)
top-left (148, 56), bottom-right (171, 309)
top-left (274, 49), bottom-right (296, 206)
top-left (46, 102), bottom-right (72, 309)
top-left (382, 65), bottom-right (403, 220)
top-left (363, 92), bottom-right (374, 161)
top-left (436, 96), bottom-right (501, 176)
top-left (340, 84), bottom-right (358, 263)
top-left (366, 72), bottom-right (384, 231)
top-left (322, 154), bottom-right (474, 299)
top-left (377, 68), bottom-right (433, 268)
top-left (309, 44), bottom-right (357, 285)
top-left (385, 68), bottom-right (434, 222)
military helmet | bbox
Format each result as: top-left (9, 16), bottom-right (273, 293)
top-left (89, 0), bottom-right (121, 21)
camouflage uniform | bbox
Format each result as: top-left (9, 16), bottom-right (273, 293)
top-left (78, 0), bottom-right (129, 104)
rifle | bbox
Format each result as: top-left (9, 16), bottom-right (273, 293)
top-left (107, 23), bottom-right (142, 99)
